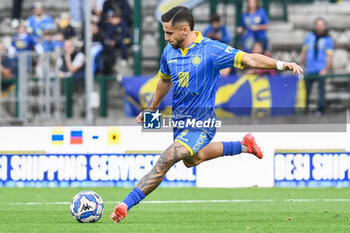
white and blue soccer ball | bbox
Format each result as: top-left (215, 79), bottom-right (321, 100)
top-left (70, 191), bottom-right (104, 223)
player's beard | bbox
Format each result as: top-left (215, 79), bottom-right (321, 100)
top-left (170, 38), bottom-right (185, 49)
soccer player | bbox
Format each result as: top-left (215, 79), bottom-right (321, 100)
top-left (110, 6), bottom-right (303, 223)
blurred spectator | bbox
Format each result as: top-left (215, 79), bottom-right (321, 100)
top-left (57, 12), bottom-right (76, 40)
top-left (52, 31), bottom-right (65, 54)
top-left (92, 0), bottom-right (105, 24)
top-left (36, 30), bottom-right (60, 78)
top-left (100, 12), bottom-right (131, 67)
top-left (67, 0), bottom-right (106, 29)
top-left (59, 39), bottom-right (85, 80)
top-left (41, 30), bottom-right (55, 52)
top-left (92, 22), bottom-right (107, 44)
top-left (9, 23), bottom-right (43, 78)
top-left (246, 41), bottom-right (276, 75)
top-left (91, 22), bottom-right (111, 74)
top-left (237, 0), bottom-right (269, 52)
top-left (26, 2), bottom-right (54, 40)
top-left (11, 0), bottom-right (24, 28)
top-left (59, 39), bottom-right (86, 117)
top-left (8, 23), bottom-right (44, 58)
top-left (0, 42), bottom-right (17, 118)
top-left (102, 0), bottom-right (132, 27)
top-left (203, 14), bottom-right (232, 44)
top-left (68, 0), bottom-right (84, 28)
top-left (92, 0), bottom-right (105, 17)
top-left (0, 42), bottom-right (17, 86)
top-left (301, 17), bottom-right (333, 115)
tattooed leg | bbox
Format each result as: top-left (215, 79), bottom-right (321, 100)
top-left (110, 141), bottom-right (192, 222)
top-left (136, 141), bottom-right (191, 196)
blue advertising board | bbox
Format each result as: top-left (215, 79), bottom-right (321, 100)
top-left (274, 152), bottom-right (350, 187)
top-left (0, 154), bottom-right (196, 187)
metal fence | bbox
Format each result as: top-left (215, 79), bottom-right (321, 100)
top-left (0, 52), bottom-right (65, 125)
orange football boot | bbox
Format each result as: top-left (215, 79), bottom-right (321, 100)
top-left (110, 203), bottom-right (128, 223)
top-left (241, 133), bottom-right (263, 159)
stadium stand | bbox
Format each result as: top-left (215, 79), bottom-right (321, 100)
top-left (0, 0), bottom-right (349, 125)
top-left (269, 1), bottom-right (350, 112)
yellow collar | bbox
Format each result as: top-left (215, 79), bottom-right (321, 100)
top-left (180, 31), bottom-right (203, 56)
top-left (193, 31), bottom-right (203, 44)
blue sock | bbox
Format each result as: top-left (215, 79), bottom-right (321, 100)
top-left (222, 141), bottom-right (242, 156)
top-left (122, 187), bottom-right (146, 210)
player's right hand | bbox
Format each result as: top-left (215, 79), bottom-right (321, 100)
top-left (136, 111), bottom-right (144, 123)
top-left (284, 62), bottom-right (304, 74)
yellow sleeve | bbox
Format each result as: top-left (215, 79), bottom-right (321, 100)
top-left (326, 49), bottom-right (333, 55)
top-left (234, 51), bottom-right (245, 69)
top-left (157, 70), bottom-right (172, 80)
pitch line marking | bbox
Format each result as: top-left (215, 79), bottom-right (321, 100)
top-left (6, 199), bottom-right (350, 206)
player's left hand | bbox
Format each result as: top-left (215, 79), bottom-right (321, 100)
top-left (136, 111), bottom-right (144, 123)
top-left (284, 62), bottom-right (303, 74)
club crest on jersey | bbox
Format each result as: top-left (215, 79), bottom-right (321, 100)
top-left (225, 46), bottom-right (234, 54)
top-left (192, 55), bottom-right (202, 66)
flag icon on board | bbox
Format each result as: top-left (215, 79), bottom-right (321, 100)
top-left (107, 127), bottom-right (121, 145)
top-left (52, 128), bottom-right (64, 145)
top-left (70, 129), bottom-right (83, 144)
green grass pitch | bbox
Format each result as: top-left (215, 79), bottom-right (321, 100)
top-left (1, 187), bottom-right (350, 233)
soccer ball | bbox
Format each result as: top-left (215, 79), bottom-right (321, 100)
top-left (70, 190), bottom-right (104, 223)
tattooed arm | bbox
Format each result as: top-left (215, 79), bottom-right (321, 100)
top-left (136, 141), bottom-right (191, 195)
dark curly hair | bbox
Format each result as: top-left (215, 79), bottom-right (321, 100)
top-left (161, 6), bottom-right (194, 31)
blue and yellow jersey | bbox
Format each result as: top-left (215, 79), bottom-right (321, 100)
top-left (241, 8), bottom-right (269, 41)
top-left (158, 31), bottom-right (245, 123)
top-left (303, 32), bottom-right (334, 74)
top-left (11, 33), bottom-right (37, 52)
top-left (26, 15), bottom-right (54, 39)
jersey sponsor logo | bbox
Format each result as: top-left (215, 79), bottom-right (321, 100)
top-left (167, 59), bottom-right (177, 64)
top-left (254, 16), bottom-right (261, 24)
top-left (224, 46), bottom-right (234, 54)
top-left (15, 40), bottom-right (27, 49)
top-left (192, 56), bottom-right (202, 66)
top-left (178, 72), bottom-right (189, 88)
top-left (318, 38), bottom-right (326, 50)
